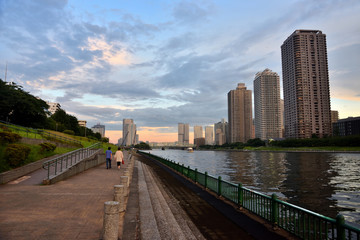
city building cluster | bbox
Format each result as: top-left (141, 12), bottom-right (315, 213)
top-left (47, 29), bottom-right (359, 147)
top-left (175, 29), bottom-right (359, 147)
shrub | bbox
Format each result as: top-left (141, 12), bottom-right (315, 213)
top-left (39, 142), bottom-right (57, 152)
top-left (0, 132), bottom-right (22, 144)
top-left (63, 130), bottom-right (75, 135)
top-left (4, 144), bottom-right (31, 168)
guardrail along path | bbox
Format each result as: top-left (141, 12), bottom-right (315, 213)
top-left (130, 154), bottom-right (261, 240)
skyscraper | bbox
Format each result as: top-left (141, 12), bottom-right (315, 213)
top-left (228, 83), bottom-right (252, 143)
top-left (254, 69), bottom-right (282, 140)
top-left (281, 30), bottom-right (332, 138)
top-left (123, 119), bottom-right (136, 146)
top-left (178, 123), bottom-right (189, 145)
top-left (193, 126), bottom-right (203, 139)
top-left (205, 126), bottom-right (214, 145)
top-left (214, 119), bottom-right (228, 145)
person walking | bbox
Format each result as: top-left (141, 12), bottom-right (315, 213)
top-left (105, 147), bottom-right (112, 169)
top-left (114, 147), bottom-right (124, 170)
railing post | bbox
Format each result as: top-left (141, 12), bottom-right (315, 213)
top-left (47, 162), bottom-right (50, 179)
top-left (205, 172), bottom-right (208, 188)
top-left (271, 193), bottom-right (278, 226)
top-left (195, 168), bottom-right (198, 183)
top-left (336, 215), bottom-right (345, 240)
top-left (182, 164), bottom-right (184, 175)
top-left (218, 176), bottom-right (222, 196)
top-left (238, 183), bottom-right (243, 207)
top-left (60, 156), bottom-right (63, 172)
top-left (55, 158), bottom-right (58, 175)
top-left (187, 166), bottom-right (190, 178)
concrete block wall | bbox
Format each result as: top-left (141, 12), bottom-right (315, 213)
top-left (43, 150), bottom-right (105, 185)
top-left (0, 154), bottom-right (61, 184)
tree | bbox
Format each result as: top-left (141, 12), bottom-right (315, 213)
top-left (50, 109), bottom-right (80, 134)
top-left (0, 79), bottom-right (49, 128)
top-left (246, 138), bottom-right (265, 147)
top-left (134, 142), bottom-right (151, 150)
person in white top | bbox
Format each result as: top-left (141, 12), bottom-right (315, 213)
top-left (114, 147), bottom-right (124, 170)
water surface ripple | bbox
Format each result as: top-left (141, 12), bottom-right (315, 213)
top-left (148, 149), bottom-right (360, 227)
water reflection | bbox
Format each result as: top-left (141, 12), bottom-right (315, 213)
top-left (148, 149), bottom-right (360, 226)
top-left (280, 153), bottom-right (338, 218)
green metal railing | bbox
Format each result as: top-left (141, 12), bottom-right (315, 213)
top-left (42, 143), bottom-right (102, 179)
top-left (139, 151), bottom-right (360, 240)
top-left (0, 120), bottom-right (82, 146)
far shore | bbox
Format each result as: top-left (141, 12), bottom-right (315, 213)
top-left (199, 148), bottom-right (360, 153)
top-left (152, 147), bottom-right (360, 153)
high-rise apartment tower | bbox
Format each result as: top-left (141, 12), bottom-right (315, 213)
top-left (205, 126), bottom-right (214, 145)
top-left (123, 119), bottom-right (136, 146)
top-left (228, 83), bottom-right (252, 143)
top-left (193, 126), bottom-right (203, 139)
top-left (281, 30), bottom-right (332, 138)
top-left (214, 119), bottom-right (228, 145)
top-left (178, 123), bottom-right (189, 145)
top-left (254, 69), bottom-right (282, 140)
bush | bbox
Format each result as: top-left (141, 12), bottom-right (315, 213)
top-left (63, 130), bottom-right (75, 135)
top-left (4, 144), bottom-right (31, 168)
top-left (39, 142), bottom-right (57, 152)
top-left (0, 132), bottom-right (22, 144)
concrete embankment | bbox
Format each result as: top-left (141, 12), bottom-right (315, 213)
top-left (122, 152), bottom-right (295, 240)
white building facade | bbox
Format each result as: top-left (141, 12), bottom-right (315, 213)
top-left (254, 69), bottom-right (282, 140)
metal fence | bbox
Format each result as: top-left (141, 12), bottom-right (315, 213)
top-left (139, 151), bottom-right (360, 240)
top-left (0, 120), bottom-right (82, 146)
top-left (43, 143), bottom-right (102, 179)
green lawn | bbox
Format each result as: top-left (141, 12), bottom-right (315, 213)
top-left (0, 123), bottom-right (113, 173)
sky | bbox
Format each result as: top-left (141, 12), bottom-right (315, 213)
top-left (1, 0), bottom-right (359, 144)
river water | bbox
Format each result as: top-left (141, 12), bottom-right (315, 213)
top-left (148, 149), bottom-right (360, 227)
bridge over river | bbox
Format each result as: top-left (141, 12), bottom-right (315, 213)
top-left (0, 149), bottom-right (294, 239)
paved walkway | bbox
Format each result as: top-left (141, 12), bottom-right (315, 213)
top-left (0, 151), bottom-right (293, 240)
top-left (0, 151), bottom-right (132, 240)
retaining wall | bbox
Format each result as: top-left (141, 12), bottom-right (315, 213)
top-left (43, 150), bottom-right (105, 185)
top-left (0, 154), bottom-right (62, 184)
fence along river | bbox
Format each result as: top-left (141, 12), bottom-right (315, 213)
top-left (148, 149), bottom-right (360, 228)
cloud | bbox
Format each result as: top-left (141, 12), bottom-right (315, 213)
top-left (172, 0), bottom-right (213, 24)
top-left (1, 0), bottom-right (360, 141)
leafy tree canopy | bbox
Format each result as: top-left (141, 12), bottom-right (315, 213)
top-left (0, 79), bottom-right (49, 128)
top-left (135, 142), bottom-right (151, 150)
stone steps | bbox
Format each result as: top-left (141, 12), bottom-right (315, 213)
top-left (138, 160), bottom-right (205, 239)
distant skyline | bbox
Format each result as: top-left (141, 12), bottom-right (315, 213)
top-left (1, 0), bottom-right (359, 143)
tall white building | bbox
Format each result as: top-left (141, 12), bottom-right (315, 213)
top-left (123, 119), bottom-right (136, 146)
top-left (205, 126), bottom-right (214, 145)
top-left (178, 123), bottom-right (189, 145)
top-left (254, 69), bottom-right (282, 140)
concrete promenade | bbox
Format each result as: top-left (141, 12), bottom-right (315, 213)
top-left (0, 151), bottom-right (133, 239)
top-left (0, 150), bottom-right (294, 240)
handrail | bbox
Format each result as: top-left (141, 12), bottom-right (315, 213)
top-left (0, 120), bottom-right (82, 146)
top-left (139, 151), bottom-right (360, 240)
top-left (42, 142), bottom-right (102, 179)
